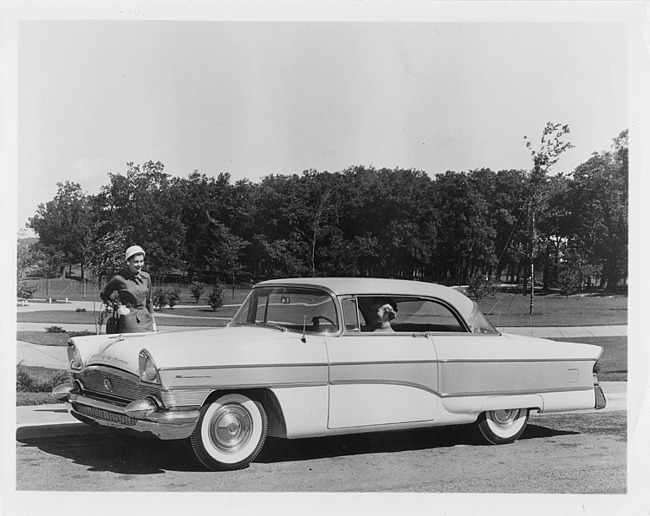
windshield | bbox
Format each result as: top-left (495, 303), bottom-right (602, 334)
top-left (231, 286), bottom-right (339, 334)
top-left (467, 303), bottom-right (500, 334)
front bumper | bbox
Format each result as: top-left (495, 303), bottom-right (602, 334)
top-left (53, 384), bottom-right (200, 440)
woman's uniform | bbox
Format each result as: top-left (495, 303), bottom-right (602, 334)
top-left (100, 269), bottom-right (155, 333)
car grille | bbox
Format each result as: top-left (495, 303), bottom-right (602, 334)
top-left (76, 368), bottom-right (161, 403)
top-left (73, 404), bottom-right (138, 426)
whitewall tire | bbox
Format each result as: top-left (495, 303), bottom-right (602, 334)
top-left (188, 393), bottom-right (268, 471)
top-left (477, 408), bottom-right (529, 445)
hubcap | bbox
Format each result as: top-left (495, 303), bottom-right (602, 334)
top-left (209, 404), bottom-right (252, 454)
top-left (491, 409), bottom-right (520, 428)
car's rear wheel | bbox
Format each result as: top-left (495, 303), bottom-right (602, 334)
top-left (477, 408), bottom-right (529, 444)
top-left (187, 393), bottom-right (268, 471)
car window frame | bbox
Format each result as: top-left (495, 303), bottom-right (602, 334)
top-left (341, 295), bottom-right (471, 335)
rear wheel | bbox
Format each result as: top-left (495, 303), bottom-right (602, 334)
top-left (477, 408), bottom-right (529, 444)
top-left (187, 393), bottom-right (268, 471)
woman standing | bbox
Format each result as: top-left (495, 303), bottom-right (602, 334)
top-left (100, 245), bottom-right (157, 333)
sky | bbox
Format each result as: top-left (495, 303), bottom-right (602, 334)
top-left (14, 15), bottom-right (630, 234)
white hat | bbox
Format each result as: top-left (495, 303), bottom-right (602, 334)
top-left (125, 245), bottom-right (145, 261)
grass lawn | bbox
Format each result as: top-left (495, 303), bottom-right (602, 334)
top-left (476, 291), bottom-right (627, 327)
top-left (17, 308), bottom-right (234, 327)
top-left (548, 336), bottom-right (627, 382)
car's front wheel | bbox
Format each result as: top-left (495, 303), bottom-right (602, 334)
top-left (187, 393), bottom-right (268, 471)
top-left (477, 408), bottom-right (529, 444)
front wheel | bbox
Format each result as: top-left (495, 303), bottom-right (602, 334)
top-left (187, 393), bottom-right (268, 471)
top-left (477, 408), bottom-right (529, 445)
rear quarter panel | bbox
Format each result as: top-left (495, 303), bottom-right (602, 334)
top-left (432, 333), bottom-right (601, 414)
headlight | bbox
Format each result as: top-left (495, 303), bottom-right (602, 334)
top-left (67, 341), bottom-right (83, 370)
top-left (139, 349), bottom-right (160, 384)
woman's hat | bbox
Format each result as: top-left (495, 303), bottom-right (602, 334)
top-left (125, 245), bottom-right (145, 261)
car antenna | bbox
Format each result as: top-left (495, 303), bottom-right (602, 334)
top-left (301, 316), bottom-right (307, 343)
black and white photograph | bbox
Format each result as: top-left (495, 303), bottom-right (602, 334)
top-left (1, 1), bottom-right (648, 515)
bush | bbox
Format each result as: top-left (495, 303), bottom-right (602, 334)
top-left (190, 281), bottom-right (206, 303)
top-left (467, 274), bottom-right (499, 299)
top-left (46, 326), bottom-right (66, 333)
top-left (208, 283), bottom-right (225, 311)
top-left (76, 307), bottom-right (87, 312)
top-left (558, 268), bottom-right (581, 296)
top-left (17, 281), bottom-right (39, 301)
top-left (153, 286), bottom-right (182, 310)
top-left (17, 392), bottom-right (63, 406)
top-left (167, 286), bottom-right (182, 308)
top-left (16, 362), bottom-right (70, 393)
top-left (153, 288), bottom-right (170, 310)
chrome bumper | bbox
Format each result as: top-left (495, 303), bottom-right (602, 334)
top-left (594, 374), bottom-right (607, 410)
top-left (53, 384), bottom-right (200, 440)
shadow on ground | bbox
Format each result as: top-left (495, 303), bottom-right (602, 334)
top-left (16, 422), bottom-right (578, 474)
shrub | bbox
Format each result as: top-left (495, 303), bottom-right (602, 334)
top-left (153, 288), bottom-right (170, 310)
top-left (167, 286), bottom-right (182, 308)
top-left (76, 307), bottom-right (87, 312)
top-left (153, 287), bottom-right (182, 309)
top-left (467, 274), bottom-right (499, 299)
top-left (190, 281), bottom-right (206, 303)
top-left (17, 392), bottom-right (63, 406)
top-left (558, 268), bottom-right (581, 297)
top-left (16, 362), bottom-right (70, 393)
top-left (208, 283), bottom-right (225, 311)
top-left (46, 326), bottom-right (66, 333)
top-left (17, 281), bottom-right (38, 301)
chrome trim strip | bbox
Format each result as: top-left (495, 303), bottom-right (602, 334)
top-left (439, 385), bottom-right (595, 398)
top-left (328, 378), bottom-right (594, 399)
top-left (160, 362), bottom-right (327, 372)
top-left (436, 357), bottom-right (597, 364)
top-left (167, 380), bottom-right (328, 391)
top-left (330, 378), bottom-right (441, 397)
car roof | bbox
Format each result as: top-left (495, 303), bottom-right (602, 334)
top-left (255, 277), bottom-right (475, 315)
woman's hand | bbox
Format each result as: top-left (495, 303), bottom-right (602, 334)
top-left (117, 306), bottom-right (130, 317)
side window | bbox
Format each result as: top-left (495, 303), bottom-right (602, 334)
top-left (394, 298), bottom-right (466, 333)
top-left (341, 297), bottom-right (360, 332)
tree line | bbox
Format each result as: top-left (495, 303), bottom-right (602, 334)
top-left (20, 125), bottom-right (628, 294)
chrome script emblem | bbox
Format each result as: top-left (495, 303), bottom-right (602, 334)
top-left (103, 378), bottom-right (113, 392)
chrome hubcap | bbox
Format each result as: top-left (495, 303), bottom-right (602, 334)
top-left (209, 404), bottom-right (252, 454)
top-left (491, 409), bottom-right (520, 428)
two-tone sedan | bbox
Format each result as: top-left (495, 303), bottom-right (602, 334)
top-left (53, 278), bottom-right (606, 471)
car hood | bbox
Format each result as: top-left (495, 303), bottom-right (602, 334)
top-left (78, 326), bottom-right (325, 376)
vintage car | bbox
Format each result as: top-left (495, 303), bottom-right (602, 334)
top-left (53, 278), bottom-right (606, 471)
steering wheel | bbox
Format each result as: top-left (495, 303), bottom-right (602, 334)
top-left (311, 316), bottom-right (337, 331)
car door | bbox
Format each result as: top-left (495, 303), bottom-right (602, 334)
top-left (325, 296), bottom-right (439, 429)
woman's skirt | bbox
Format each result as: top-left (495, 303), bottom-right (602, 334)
top-left (116, 308), bottom-right (155, 333)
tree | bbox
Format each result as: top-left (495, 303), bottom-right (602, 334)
top-left (28, 181), bottom-right (92, 279)
top-left (95, 161), bottom-right (186, 277)
top-left (567, 130), bottom-right (628, 290)
top-left (522, 122), bottom-right (574, 313)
